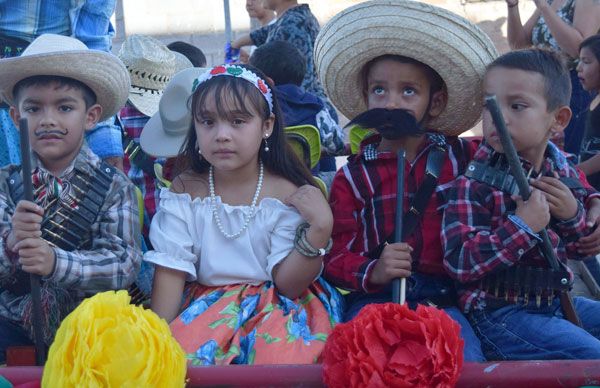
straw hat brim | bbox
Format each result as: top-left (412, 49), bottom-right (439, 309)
top-left (128, 89), bottom-right (162, 117)
top-left (0, 50), bottom-right (130, 122)
top-left (140, 67), bottom-right (209, 158)
top-left (314, 0), bottom-right (498, 136)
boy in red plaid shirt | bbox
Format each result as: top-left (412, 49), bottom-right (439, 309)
top-left (314, 1), bottom-right (500, 361)
top-left (442, 48), bottom-right (600, 360)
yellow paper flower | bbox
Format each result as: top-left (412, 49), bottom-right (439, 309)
top-left (42, 290), bottom-right (186, 387)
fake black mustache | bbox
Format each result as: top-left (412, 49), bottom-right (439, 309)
top-left (34, 128), bottom-right (69, 137)
top-left (346, 108), bottom-right (424, 140)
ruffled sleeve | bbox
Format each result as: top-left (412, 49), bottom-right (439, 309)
top-left (265, 203), bottom-right (304, 278)
top-left (144, 190), bottom-right (199, 280)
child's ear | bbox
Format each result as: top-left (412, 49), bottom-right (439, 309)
top-left (428, 89), bottom-right (448, 118)
top-left (549, 105), bottom-right (572, 136)
top-left (9, 106), bottom-right (21, 127)
top-left (85, 104), bottom-right (103, 130)
top-left (262, 113), bottom-right (275, 138)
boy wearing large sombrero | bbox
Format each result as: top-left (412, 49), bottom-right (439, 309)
top-left (0, 33), bottom-right (141, 362)
top-left (316, 0), bottom-right (498, 361)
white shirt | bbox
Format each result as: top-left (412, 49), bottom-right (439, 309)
top-left (144, 189), bottom-right (304, 286)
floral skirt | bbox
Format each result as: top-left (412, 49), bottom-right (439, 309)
top-left (170, 278), bottom-right (344, 366)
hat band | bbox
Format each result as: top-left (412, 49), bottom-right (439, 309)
top-left (192, 65), bottom-right (273, 114)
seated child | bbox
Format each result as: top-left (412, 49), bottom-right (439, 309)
top-left (442, 48), bottom-right (600, 360)
top-left (316, 0), bottom-right (498, 362)
top-left (249, 41), bottom-right (345, 181)
top-left (0, 34), bottom-right (141, 362)
top-left (142, 64), bottom-right (343, 365)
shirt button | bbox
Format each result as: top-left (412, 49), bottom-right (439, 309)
top-left (517, 249), bottom-right (524, 255)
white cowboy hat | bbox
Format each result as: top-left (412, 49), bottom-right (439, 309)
top-left (0, 33), bottom-right (130, 122)
top-left (140, 67), bottom-right (209, 158)
top-left (118, 35), bottom-right (177, 117)
top-left (172, 51), bottom-right (193, 73)
top-left (314, 0), bottom-right (499, 135)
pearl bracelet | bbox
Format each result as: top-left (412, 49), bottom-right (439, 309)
top-left (293, 222), bottom-right (333, 257)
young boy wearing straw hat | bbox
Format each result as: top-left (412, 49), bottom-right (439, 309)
top-left (315, 0), bottom-right (499, 362)
top-left (0, 33), bottom-right (141, 362)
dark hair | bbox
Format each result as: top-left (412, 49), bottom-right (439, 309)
top-left (486, 48), bottom-right (571, 111)
top-left (175, 64), bottom-right (317, 188)
top-left (360, 54), bottom-right (445, 99)
top-left (580, 34), bottom-right (600, 62)
top-left (250, 41), bottom-right (306, 86)
top-left (13, 75), bottom-right (97, 108)
top-left (167, 41), bottom-right (207, 67)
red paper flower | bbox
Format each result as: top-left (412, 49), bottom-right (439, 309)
top-left (322, 303), bottom-right (464, 388)
top-left (211, 66), bottom-right (227, 75)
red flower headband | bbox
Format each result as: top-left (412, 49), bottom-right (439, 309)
top-left (192, 64), bottom-right (274, 113)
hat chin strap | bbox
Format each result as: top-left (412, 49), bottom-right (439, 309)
top-left (417, 87), bottom-right (436, 130)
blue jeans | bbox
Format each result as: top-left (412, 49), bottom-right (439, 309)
top-left (0, 318), bottom-right (32, 364)
top-left (469, 296), bottom-right (600, 360)
top-left (344, 273), bottom-right (486, 362)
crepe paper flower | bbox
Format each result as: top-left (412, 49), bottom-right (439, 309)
top-left (322, 303), bottom-right (464, 388)
top-left (42, 290), bottom-right (186, 388)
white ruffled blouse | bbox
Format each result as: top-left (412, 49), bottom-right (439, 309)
top-left (144, 189), bottom-right (304, 286)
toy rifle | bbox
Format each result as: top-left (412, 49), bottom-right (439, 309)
top-left (18, 118), bottom-right (46, 364)
top-left (485, 95), bottom-right (581, 327)
top-left (392, 150), bottom-right (406, 304)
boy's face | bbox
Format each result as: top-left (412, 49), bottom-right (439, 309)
top-left (482, 67), bottom-right (570, 164)
top-left (365, 58), bottom-right (444, 125)
top-left (10, 82), bottom-right (101, 172)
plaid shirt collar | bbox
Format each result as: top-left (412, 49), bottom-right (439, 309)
top-left (358, 132), bottom-right (447, 162)
top-left (474, 141), bottom-right (570, 178)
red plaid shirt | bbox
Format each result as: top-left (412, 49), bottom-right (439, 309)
top-left (324, 133), bottom-right (477, 292)
top-left (441, 143), bottom-right (594, 312)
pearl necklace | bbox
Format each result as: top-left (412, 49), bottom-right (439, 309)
top-left (209, 162), bottom-right (264, 239)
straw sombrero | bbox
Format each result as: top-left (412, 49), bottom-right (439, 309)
top-left (0, 33), bottom-right (130, 122)
top-left (119, 35), bottom-right (177, 117)
top-left (140, 67), bottom-right (209, 158)
top-left (314, 0), bottom-right (498, 135)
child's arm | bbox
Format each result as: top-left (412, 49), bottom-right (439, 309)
top-left (442, 177), bottom-right (549, 283)
top-left (42, 177), bottom-right (141, 292)
top-left (151, 265), bottom-right (186, 322)
top-left (273, 185), bottom-right (333, 299)
top-left (322, 171), bottom-right (411, 292)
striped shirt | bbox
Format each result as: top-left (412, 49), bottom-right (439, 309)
top-left (0, 145), bottom-right (141, 324)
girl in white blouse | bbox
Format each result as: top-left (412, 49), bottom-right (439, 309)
top-left (142, 64), bottom-right (343, 365)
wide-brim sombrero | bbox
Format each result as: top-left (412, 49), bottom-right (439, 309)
top-left (314, 0), bottom-right (499, 135)
top-left (0, 34), bottom-right (130, 122)
top-left (141, 67), bottom-right (209, 158)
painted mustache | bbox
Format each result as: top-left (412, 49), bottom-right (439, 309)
top-left (35, 129), bottom-right (69, 138)
top-left (346, 108), bottom-right (424, 140)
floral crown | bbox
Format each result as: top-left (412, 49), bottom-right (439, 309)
top-left (192, 64), bottom-right (274, 113)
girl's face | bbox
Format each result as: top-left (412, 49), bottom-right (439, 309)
top-left (577, 46), bottom-right (600, 92)
top-left (194, 91), bottom-right (274, 172)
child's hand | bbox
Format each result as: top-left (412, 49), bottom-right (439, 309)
top-left (7, 200), bottom-right (44, 251)
top-left (530, 174), bottom-right (578, 221)
top-left (369, 243), bottom-right (412, 286)
top-left (14, 237), bottom-right (55, 276)
top-left (285, 185), bottom-right (333, 234)
top-left (513, 189), bottom-right (550, 233)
